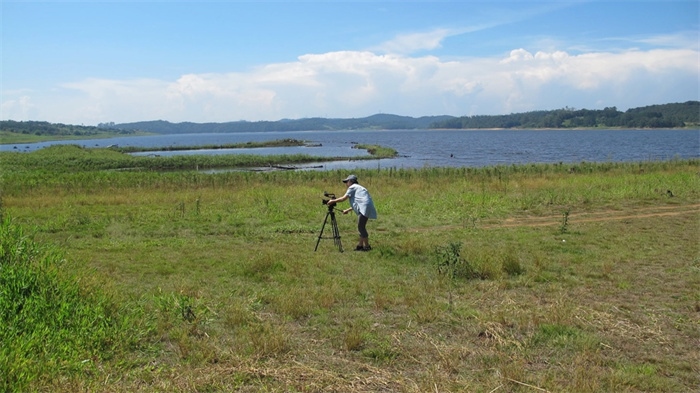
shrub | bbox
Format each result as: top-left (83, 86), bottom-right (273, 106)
top-left (435, 242), bottom-right (475, 279)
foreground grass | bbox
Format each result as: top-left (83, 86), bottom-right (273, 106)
top-left (0, 218), bottom-right (150, 392)
top-left (1, 154), bottom-right (699, 392)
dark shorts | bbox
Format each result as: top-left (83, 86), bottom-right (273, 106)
top-left (357, 214), bottom-right (369, 238)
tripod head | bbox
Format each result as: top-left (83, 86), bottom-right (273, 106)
top-left (322, 191), bottom-right (337, 211)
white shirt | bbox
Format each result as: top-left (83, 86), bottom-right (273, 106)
top-left (344, 183), bottom-right (377, 219)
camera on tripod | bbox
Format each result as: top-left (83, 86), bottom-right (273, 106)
top-left (316, 191), bottom-right (343, 252)
top-left (322, 191), bottom-right (336, 206)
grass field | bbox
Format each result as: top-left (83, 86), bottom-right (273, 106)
top-left (1, 146), bottom-right (698, 392)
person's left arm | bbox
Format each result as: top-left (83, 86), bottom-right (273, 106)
top-left (328, 194), bottom-right (348, 205)
top-left (328, 194), bottom-right (353, 214)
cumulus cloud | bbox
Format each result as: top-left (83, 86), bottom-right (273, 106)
top-left (2, 46), bottom-right (698, 124)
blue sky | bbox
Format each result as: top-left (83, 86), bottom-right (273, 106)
top-left (2, 1), bottom-right (698, 125)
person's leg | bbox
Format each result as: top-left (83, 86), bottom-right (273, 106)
top-left (357, 215), bottom-right (370, 250)
top-left (360, 237), bottom-right (370, 249)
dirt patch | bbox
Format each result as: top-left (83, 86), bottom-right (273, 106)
top-left (410, 203), bottom-right (700, 232)
top-left (494, 203), bottom-right (700, 228)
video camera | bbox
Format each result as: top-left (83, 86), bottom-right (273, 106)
top-left (322, 191), bottom-right (336, 206)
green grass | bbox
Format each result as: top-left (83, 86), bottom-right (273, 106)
top-left (112, 138), bottom-right (309, 153)
top-left (0, 217), bottom-right (150, 392)
top-left (0, 130), bottom-right (153, 145)
top-left (1, 148), bottom-right (698, 392)
top-left (1, 143), bottom-right (397, 172)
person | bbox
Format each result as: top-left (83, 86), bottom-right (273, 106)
top-left (327, 174), bottom-right (377, 251)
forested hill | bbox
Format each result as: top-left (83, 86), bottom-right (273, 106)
top-left (107, 114), bottom-right (453, 134)
top-left (0, 120), bottom-right (139, 138)
top-left (432, 101), bottom-right (700, 129)
top-left (1, 102), bottom-right (697, 137)
top-left (108, 101), bottom-right (700, 132)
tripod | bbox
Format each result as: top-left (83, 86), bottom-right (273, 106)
top-left (315, 204), bottom-right (343, 252)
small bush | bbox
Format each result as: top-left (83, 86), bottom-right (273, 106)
top-left (436, 242), bottom-right (476, 279)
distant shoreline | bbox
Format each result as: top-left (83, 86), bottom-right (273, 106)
top-left (3, 127), bottom-right (698, 146)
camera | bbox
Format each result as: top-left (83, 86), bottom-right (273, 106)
top-left (322, 191), bottom-right (336, 206)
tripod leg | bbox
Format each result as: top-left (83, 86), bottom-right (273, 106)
top-left (314, 211), bottom-right (330, 251)
top-left (330, 212), bottom-right (343, 252)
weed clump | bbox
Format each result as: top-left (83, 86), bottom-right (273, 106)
top-left (436, 242), bottom-right (477, 279)
top-left (559, 209), bottom-right (571, 234)
top-left (436, 242), bottom-right (527, 280)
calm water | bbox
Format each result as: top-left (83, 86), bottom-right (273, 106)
top-left (3, 129), bottom-right (698, 170)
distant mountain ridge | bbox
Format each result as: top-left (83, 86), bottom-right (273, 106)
top-left (105, 101), bottom-right (699, 134)
top-left (2, 102), bottom-right (698, 138)
top-left (106, 114), bottom-right (455, 134)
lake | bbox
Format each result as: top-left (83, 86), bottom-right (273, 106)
top-left (3, 129), bottom-right (698, 170)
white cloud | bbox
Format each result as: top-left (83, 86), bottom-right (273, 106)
top-left (2, 46), bottom-right (698, 124)
top-left (372, 24), bottom-right (499, 56)
top-left (375, 28), bottom-right (452, 54)
top-left (1, 95), bottom-right (36, 121)
top-left (632, 31), bottom-right (700, 50)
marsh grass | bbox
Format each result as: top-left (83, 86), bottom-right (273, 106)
top-left (2, 143), bottom-right (397, 173)
top-left (1, 150), bottom-right (699, 392)
top-left (113, 138), bottom-right (308, 153)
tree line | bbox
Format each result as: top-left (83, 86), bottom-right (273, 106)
top-left (432, 101), bottom-right (699, 129)
top-left (0, 120), bottom-right (137, 137)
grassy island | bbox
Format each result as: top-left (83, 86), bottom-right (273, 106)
top-left (2, 141), bottom-right (397, 172)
